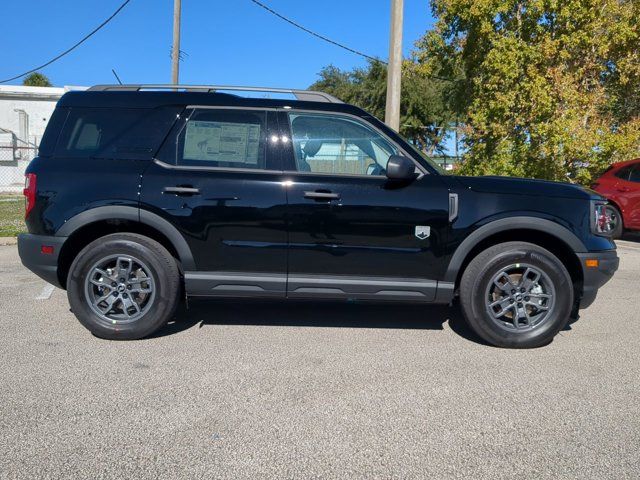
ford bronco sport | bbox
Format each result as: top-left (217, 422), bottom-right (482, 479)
top-left (18, 84), bottom-right (619, 348)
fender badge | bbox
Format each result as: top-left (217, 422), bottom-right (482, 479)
top-left (415, 226), bottom-right (431, 240)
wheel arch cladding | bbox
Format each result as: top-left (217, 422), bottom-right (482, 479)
top-left (446, 217), bottom-right (586, 287)
top-left (56, 206), bottom-right (195, 287)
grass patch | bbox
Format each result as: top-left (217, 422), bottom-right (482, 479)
top-left (0, 195), bottom-right (25, 237)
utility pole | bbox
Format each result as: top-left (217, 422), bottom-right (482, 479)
top-left (171, 0), bottom-right (182, 84)
top-left (384, 0), bottom-right (404, 131)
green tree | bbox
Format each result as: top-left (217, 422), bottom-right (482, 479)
top-left (416, 0), bottom-right (640, 184)
top-left (22, 72), bottom-right (52, 87)
top-left (310, 60), bottom-right (456, 156)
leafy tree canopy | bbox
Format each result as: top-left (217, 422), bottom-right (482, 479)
top-left (310, 60), bottom-right (456, 156)
top-left (22, 72), bottom-right (52, 87)
top-left (416, 0), bottom-right (640, 183)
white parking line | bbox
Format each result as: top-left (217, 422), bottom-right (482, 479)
top-left (35, 284), bottom-right (55, 300)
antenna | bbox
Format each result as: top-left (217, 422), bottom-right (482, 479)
top-left (111, 69), bottom-right (123, 85)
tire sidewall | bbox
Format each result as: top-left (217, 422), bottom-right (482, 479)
top-left (67, 236), bottom-right (176, 339)
top-left (605, 205), bottom-right (624, 239)
top-left (467, 246), bottom-right (573, 348)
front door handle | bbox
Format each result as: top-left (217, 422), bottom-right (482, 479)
top-left (304, 191), bottom-right (340, 201)
top-left (163, 186), bottom-right (200, 195)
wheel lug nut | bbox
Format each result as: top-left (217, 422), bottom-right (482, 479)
top-left (111, 282), bottom-right (117, 287)
top-left (511, 289), bottom-right (516, 294)
top-left (525, 296), bottom-right (530, 301)
top-left (112, 292), bottom-right (118, 297)
top-left (518, 302), bottom-right (523, 307)
top-left (510, 299), bottom-right (515, 304)
top-left (123, 293), bottom-right (128, 298)
top-left (127, 285), bottom-right (132, 289)
top-left (521, 288), bottom-right (526, 293)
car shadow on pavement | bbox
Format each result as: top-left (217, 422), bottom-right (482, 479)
top-left (620, 231), bottom-right (640, 243)
top-left (151, 298), bottom-right (491, 346)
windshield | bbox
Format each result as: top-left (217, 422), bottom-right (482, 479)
top-left (404, 140), bottom-right (447, 175)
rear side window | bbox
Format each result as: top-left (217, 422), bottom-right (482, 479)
top-left (176, 109), bottom-right (268, 169)
top-left (629, 166), bottom-right (640, 183)
top-left (55, 107), bottom-right (180, 159)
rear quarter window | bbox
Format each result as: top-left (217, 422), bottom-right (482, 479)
top-left (54, 107), bottom-right (181, 160)
top-left (38, 107), bottom-right (69, 157)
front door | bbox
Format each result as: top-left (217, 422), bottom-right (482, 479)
top-left (278, 110), bottom-right (451, 302)
top-left (141, 107), bottom-right (289, 297)
top-left (620, 164), bottom-right (640, 229)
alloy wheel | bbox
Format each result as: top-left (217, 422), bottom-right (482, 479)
top-left (484, 264), bottom-right (556, 332)
top-left (84, 255), bottom-right (156, 326)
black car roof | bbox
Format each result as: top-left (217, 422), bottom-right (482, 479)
top-left (57, 90), bottom-right (367, 117)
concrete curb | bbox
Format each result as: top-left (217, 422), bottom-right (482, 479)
top-left (0, 237), bottom-right (18, 246)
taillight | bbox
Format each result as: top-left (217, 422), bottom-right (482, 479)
top-left (23, 173), bottom-right (37, 219)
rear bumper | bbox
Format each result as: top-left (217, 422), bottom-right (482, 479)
top-left (577, 250), bottom-right (619, 309)
top-left (17, 234), bottom-right (67, 288)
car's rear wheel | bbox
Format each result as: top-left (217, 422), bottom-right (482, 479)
top-left (605, 204), bottom-right (624, 239)
top-left (460, 242), bottom-right (573, 349)
top-left (67, 233), bottom-right (180, 340)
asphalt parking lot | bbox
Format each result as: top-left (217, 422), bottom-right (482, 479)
top-left (1, 240), bottom-right (639, 479)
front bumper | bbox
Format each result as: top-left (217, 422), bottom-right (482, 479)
top-left (577, 250), bottom-right (619, 309)
top-left (17, 234), bottom-right (67, 288)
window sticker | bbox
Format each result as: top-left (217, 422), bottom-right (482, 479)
top-left (183, 121), bottom-right (261, 163)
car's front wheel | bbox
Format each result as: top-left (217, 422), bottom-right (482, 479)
top-left (605, 204), bottom-right (624, 239)
top-left (67, 233), bottom-right (181, 340)
top-left (460, 242), bottom-right (573, 349)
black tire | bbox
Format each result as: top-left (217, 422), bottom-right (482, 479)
top-left (605, 204), bottom-right (624, 239)
top-left (460, 241), bottom-right (573, 349)
top-left (67, 233), bottom-right (181, 340)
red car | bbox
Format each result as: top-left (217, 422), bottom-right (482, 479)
top-left (592, 158), bottom-right (640, 238)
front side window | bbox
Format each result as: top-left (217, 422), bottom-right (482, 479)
top-left (177, 109), bottom-right (267, 169)
top-left (629, 165), bottom-right (640, 183)
top-left (615, 166), bottom-right (633, 181)
top-left (288, 113), bottom-right (398, 176)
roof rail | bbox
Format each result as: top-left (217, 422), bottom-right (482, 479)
top-left (87, 84), bottom-right (343, 103)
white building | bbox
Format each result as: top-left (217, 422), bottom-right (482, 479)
top-left (0, 85), bottom-right (85, 192)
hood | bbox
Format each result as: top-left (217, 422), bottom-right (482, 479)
top-left (452, 175), bottom-right (602, 200)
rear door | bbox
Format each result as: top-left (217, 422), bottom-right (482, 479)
top-left (141, 107), bottom-right (289, 297)
top-left (278, 110), bottom-right (451, 302)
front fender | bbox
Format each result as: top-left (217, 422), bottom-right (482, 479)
top-left (443, 216), bottom-right (587, 283)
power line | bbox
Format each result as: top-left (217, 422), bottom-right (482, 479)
top-left (0, 0), bottom-right (133, 84)
top-left (248, 0), bottom-right (457, 84)
top-left (248, 0), bottom-right (385, 64)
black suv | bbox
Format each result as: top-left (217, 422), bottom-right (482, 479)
top-left (18, 84), bottom-right (619, 348)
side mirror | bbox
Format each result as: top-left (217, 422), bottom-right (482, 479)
top-left (386, 155), bottom-right (417, 180)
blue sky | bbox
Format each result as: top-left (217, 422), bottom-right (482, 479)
top-left (2, 0), bottom-right (435, 88)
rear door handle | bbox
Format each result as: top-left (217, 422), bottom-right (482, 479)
top-left (617, 186), bottom-right (631, 193)
top-left (304, 191), bottom-right (340, 201)
top-left (163, 186), bottom-right (200, 195)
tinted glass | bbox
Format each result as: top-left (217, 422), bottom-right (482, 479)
top-left (615, 166), bottom-right (633, 181)
top-left (38, 107), bottom-right (69, 157)
top-left (177, 109), bottom-right (267, 169)
top-left (288, 113), bottom-right (398, 176)
top-left (629, 165), bottom-right (640, 183)
top-left (55, 107), bottom-right (179, 159)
